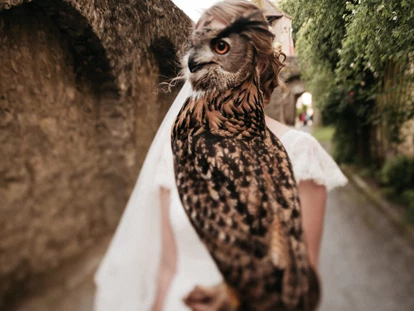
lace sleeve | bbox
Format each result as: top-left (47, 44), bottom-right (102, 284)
top-left (281, 130), bottom-right (348, 191)
top-left (155, 142), bottom-right (176, 190)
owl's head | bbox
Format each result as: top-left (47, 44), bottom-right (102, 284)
top-left (183, 0), bottom-right (281, 96)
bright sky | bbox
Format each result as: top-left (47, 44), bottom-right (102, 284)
top-left (171, 0), bottom-right (220, 21)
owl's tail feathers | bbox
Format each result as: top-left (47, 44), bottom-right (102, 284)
top-left (281, 252), bottom-right (321, 311)
top-left (269, 217), bottom-right (320, 311)
top-left (304, 267), bottom-right (321, 311)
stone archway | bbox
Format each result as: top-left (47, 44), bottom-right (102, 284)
top-left (0, 4), bottom-right (118, 304)
top-left (150, 36), bottom-right (184, 131)
top-left (0, 0), bottom-right (191, 306)
top-left (284, 78), bottom-right (305, 125)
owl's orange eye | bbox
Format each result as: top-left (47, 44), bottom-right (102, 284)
top-left (213, 40), bottom-right (230, 55)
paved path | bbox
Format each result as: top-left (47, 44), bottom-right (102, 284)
top-left (10, 182), bottom-right (414, 311)
top-left (319, 183), bottom-right (414, 311)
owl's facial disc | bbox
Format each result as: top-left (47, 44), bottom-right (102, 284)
top-left (188, 38), bottom-right (230, 73)
top-left (185, 29), bottom-right (252, 93)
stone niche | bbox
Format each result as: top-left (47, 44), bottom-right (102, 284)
top-left (0, 0), bottom-right (191, 305)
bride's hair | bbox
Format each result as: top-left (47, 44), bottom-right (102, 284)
top-left (197, 0), bottom-right (287, 103)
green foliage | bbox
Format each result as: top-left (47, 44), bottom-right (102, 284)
top-left (319, 83), bottom-right (376, 164)
top-left (338, 0), bottom-right (414, 81)
top-left (336, 1), bottom-right (414, 147)
top-left (280, 0), bottom-right (414, 164)
top-left (311, 126), bottom-right (334, 143)
top-left (402, 190), bottom-right (414, 224)
top-left (381, 187), bottom-right (414, 225)
top-left (380, 156), bottom-right (414, 193)
top-left (280, 0), bottom-right (348, 106)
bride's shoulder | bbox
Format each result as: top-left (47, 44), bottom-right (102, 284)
top-left (279, 129), bottom-right (324, 166)
top-left (279, 129), bottom-right (348, 191)
top-left (280, 128), bottom-right (319, 147)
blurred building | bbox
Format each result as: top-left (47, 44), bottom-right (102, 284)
top-left (252, 0), bottom-right (305, 125)
top-left (259, 0), bottom-right (295, 57)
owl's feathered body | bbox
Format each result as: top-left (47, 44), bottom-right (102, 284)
top-left (171, 4), bottom-right (318, 310)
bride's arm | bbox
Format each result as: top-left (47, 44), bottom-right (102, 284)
top-left (152, 187), bottom-right (178, 311)
top-left (298, 180), bottom-right (327, 269)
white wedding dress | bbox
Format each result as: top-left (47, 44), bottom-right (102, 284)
top-left (94, 82), bottom-right (348, 311)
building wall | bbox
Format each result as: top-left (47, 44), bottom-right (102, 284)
top-left (255, 0), bottom-right (295, 56)
top-left (0, 0), bottom-right (191, 305)
top-left (252, 0), bottom-right (300, 124)
top-left (271, 17), bottom-right (294, 56)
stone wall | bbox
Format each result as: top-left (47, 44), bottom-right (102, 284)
top-left (0, 0), bottom-right (191, 305)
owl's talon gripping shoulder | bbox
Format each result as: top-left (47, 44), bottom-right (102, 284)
top-left (183, 283), bottom-right (240, 311)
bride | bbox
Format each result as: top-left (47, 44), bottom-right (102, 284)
top-left (94, 1), bottom-right (347, 311)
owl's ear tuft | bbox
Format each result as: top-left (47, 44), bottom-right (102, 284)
top-left (265, 14), bottom-right (283, 25)
top-left (217, 10), bottom-right (273, 41)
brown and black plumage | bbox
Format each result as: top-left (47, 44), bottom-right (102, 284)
top-left (171, 3), bottom-right (319, 311)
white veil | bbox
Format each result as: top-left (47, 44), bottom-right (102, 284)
top-left (94, 82), bottom-right (192, 311)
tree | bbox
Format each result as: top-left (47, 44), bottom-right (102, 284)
top-left (280, 0), bottom-right (414, 164)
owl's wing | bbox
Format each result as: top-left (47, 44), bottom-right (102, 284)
top-left (186, 133), bottom-right (309, 307)
top-left (265, 130), bottom-right (312, 307)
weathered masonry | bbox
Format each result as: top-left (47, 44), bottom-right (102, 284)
top-left (0, 0), bottom-right (191, 305)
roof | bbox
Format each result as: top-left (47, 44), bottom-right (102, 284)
top-left (252, 0), bottom-right (292, 20)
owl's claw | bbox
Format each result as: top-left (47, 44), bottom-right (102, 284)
top-left (183, 284), bottom-right (238, 311)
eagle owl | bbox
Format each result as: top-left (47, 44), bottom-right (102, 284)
top-left (171, 5), bottom-right (319, 311)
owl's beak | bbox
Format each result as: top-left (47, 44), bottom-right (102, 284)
top-left (188, 55), bottom-right (205, 73)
